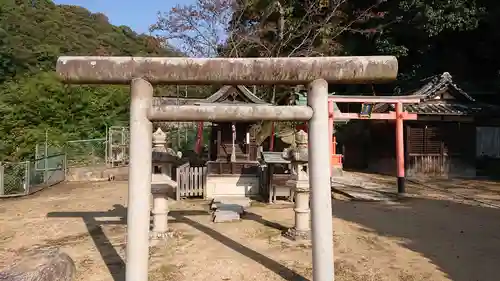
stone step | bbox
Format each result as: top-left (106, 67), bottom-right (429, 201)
top-left (210, 197), bottom-right (251, 223)
top-left (212, 197), bottom-right (251, 208)
top-left (212, 209), bottom-right (241, 223)
top-left (211, 203), bottom-right (244, 214)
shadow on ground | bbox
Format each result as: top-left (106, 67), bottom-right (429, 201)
top-left (333, 196), bottom-right (500, 281)
top-left (47, 205), bottom-right (307, 281)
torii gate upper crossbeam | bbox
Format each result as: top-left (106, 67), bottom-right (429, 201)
top-left (56, 56), bottom-right (398, 85)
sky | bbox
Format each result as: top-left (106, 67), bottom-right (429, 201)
top-left (53, 0), bottom-right (195, 34)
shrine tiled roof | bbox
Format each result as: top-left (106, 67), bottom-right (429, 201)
top-left (402, 101), bottom-right (484, 115)
top-left (373, 72), bottom-right (500, 116)
top-left (410, 72), bottom-right (475, 102)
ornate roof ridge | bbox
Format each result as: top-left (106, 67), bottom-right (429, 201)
top-left (412, 72), bottom-right (475, 102)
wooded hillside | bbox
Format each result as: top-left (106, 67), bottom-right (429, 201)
top-left (0, 0), bottom-right (177, 160)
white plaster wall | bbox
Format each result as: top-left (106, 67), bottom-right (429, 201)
top-left (206, 175), bottom-right (259, 199)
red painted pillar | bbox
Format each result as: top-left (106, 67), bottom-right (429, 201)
top-left (332, 134), bottom-right (337, 155)
top-left (395, 102), bottom-right (405, 194)
top-left (195, 121), bottom-right (204, 154)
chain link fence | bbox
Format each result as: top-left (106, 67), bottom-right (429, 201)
top-left (0, 162), bottom-right (28, 195)
top-left (65, 139), bottom-right (107, 168)
top-left (108, 126), bottom-right (129, 167)
top-left (27, 124), bottom-right (207, 176)
top-left (0, 154), bottom-right (66, 197)
top-left (35, 126), bottom-right (127, 169)
top-left (35, 142), bottom-right (63, 160)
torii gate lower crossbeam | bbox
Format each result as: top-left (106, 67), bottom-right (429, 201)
top-left (327, 96), bottom-right (423, 194)
top-left (56, 55), bottom-right (399, 281)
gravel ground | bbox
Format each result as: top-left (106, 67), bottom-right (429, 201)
top-left (1, 177), bottom-right (499, 281)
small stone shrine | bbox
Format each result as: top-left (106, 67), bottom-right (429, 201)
top-left (282, 130), bottom-right (311, 241)
top-left (150, 128), bottom-right (181, 242)
top-left (202, 85), bottom-right (269, 198)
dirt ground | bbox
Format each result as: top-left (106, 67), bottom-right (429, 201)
top-left (1, 176), bottom-right (500, 281)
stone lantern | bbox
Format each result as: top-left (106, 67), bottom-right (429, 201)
top-left (150, 128), bottom-right (181, 242)
top-left (282, 130), bottom-right (310, 241)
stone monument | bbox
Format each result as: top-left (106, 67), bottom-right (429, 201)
top-left (282, 130), bottom-right (311, 241)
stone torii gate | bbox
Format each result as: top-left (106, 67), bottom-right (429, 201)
top-left (56, 56), bottom-right (398, 281)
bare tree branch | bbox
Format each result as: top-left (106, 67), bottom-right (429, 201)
top-left (229, 0), bottom-right (387, 60)
top-left (151, 0), bottom-right (240, 57)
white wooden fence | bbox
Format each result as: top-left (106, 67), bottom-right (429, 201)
top-left (175, 163), bottom-right (207, 200)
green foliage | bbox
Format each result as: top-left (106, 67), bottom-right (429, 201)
top-left (224, 0), bottom-right (500, 95)
top-left (340, 0), bottom-right (489, 88)
top-left (0, 0), bottom-right (173, 80)
top-left (0, 0), bottom-right (177, 161)
top-left (0, 72), bottom-right (130, 160)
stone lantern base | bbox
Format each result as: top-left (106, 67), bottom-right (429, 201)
top-left (283, 227), bottom-right (311, 241)
top-left (149, 231), bottom-right (174, 240)
top-left (149, 184), bottom-right (174, 244)
top-left (149, 230), bottom-right (175, 247)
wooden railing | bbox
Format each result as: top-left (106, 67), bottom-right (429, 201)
top-left (175, 162), bottom-right (207, 200)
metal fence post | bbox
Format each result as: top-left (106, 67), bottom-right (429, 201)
top-left (105, 125), bottom-right (109, 167)
top-left (122, 127), bottom-right (126, 165)
top-left (63, 153), bottom-right (67, 181)
top-left (0, 162), bottom-right (4, 196)
top-left (110, 130), bottom-right (114, 167)
top-left (25, 160), bottom-right (31, 195)
top-left (44, 130), bottom-right (49, 182)
top-left (91, 145), bottom-right (95, 166)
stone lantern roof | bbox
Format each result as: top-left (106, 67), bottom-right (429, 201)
top-left (151, 128), bottom-right (182, 163)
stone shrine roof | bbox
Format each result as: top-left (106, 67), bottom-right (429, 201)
top-left (261, 151), bottom-right (291, 164)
